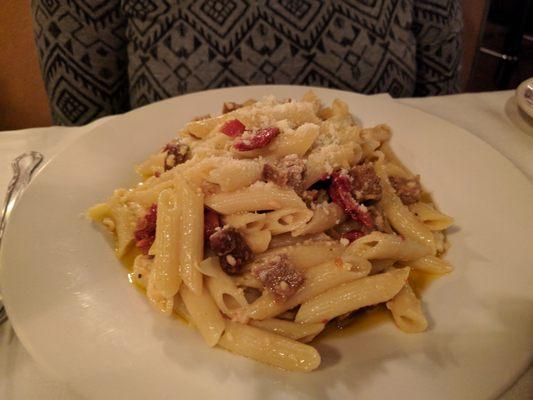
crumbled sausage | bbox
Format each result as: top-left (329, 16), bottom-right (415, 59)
top-left (341, 230), bottom-right (366, 242)
top-left (262, 154), bottom-right (305, 190)
top-left (329, 171), bottom-right (374, 228)
top-left (262, 163), bottom-right (284, 185)
top-left (134, 204), bottom-right (157, 254)
top-left (162, 140), bottom-right (189, 171)
top-left (301, 189), bottom-right (329, 208)
top-left (367, 204), bottom-right (393, 233)
top-left (191, 114), bottom-right (211, 121)
top-left (222, 102), bottom-right (243, 114)
top-left (252, 254), bottom-right (304, 302)
top-left (333, 203), bottom-right (391, 242)
top-left (209, 227), bottom-right (252, 275)
top-left (389, 176), bottom-right (422, 205)
top-left (350, 163), bottom-right (382, 202)
top-left (234, 127), bottom-right (280, 151)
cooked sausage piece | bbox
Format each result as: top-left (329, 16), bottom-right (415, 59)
top-left (350, 163), bottom-right (382, 202)
top-left (162, 140), bottom-right (189, 171)
top-left (389, 175), bottom-right (422, 205)
top-left (252, 254), bottom-right (304, 302)
top-left (209, 226), bottom-right (252, 275)
top-left (262, 154), bottom-right (305, 190)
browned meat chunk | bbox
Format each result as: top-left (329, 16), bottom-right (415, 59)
top-left (222, 102), bottom-right (242, 114)
top-left (301, 189), bottom-right (329, 208)
top-left (162, 140), bottom-right (189, 171)
top-left (389, 176), bottom-right (422, 205)
top-left (252, 254), bottom-right (304, 302)
top-left (262, 164), bottom-right (283, 185)
top-left (367, 204), bottom-right (393, 233)
top-left (209, 227), bottom-right (252, 275)
top-left (262, 154), bottom-right (305, 190)
top-left (350, 163), bottom-right (382, 202)
top-left (191, 114), bottom-right (211, 121)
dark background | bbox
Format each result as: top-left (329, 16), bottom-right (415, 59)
top-left (0, 0), bottom-right (531, 130)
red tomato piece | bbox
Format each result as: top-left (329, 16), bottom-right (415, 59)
top-left (220, 119), bottom-right (245, 137)
top-left (234, 127), bottom-right (280, 151)
top-left (329, 172), bottom-right (374, 228)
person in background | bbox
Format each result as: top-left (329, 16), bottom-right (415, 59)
top-left (31, 1), bottom-right (463, 126)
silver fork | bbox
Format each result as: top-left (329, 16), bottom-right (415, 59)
top-left (0, 151), bottom-right (44, 325)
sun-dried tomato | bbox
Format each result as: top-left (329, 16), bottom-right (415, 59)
top-left (233, 127), bottom-right (279, 151)
top-left (204, 209), bottom-right (220, 239)
top-left (329, 172), bottom-right (374, 228)
top-left (134, 204), bottom-right (157, 254)
top-left (220, 119), bottom-right (246, 137)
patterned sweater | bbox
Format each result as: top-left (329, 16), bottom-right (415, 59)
top-left (31, 0), bottom-right (463, 125)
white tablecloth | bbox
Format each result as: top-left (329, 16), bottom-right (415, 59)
top-left (1, 91), bottom-right (532, 399)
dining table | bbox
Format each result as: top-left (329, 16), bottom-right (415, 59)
top-left (0, 89), bottom-right (531, 399)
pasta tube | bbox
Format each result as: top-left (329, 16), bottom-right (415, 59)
top-left (175, 174), bottom-right (204, 294)
top-left (218, 322), bottom-right (321, 372)
top-left (295, 267), bottom-right (410, 323)
top-left (386, 283), bottom-right (428, 333)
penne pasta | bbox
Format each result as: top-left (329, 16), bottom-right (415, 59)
top-left (268, 232), bottom-right (332, 248)
top-left (249, 318), bottom-right (325, 341)
top-left (386, 283), bottom-right (428, 333)
top-left (263, 208), bottom-right (313, 235)
top-left (198, 257), bottom-right (249, 321)
top-left (205, 182), bottom-right (306, 214)
top-left (406, 255), bottom-right (453, 274)
top-left (218, 321), bottom-right (321, 372)
top-left (292, 202), bottom-right (344, 236)
top-left (222, 213), bottom-right (272, 252)
top-left (146, 189), bottom-right (181, 314)
top-left (375, 158), bottom-right (436, 254)
top-left (206, 159), bottom-right (263, 191)
top-left (409, 202), bottom-right (454, 231)
top-left (266, 122), bottom-right (319, 157)
top-left (345, 231), bottom-right (430, 261)
top-left (180, 284), bottom-right (226, 347)
top-left (295, 267), bottom-right (410, 324)
top-left (175, 174), bottom-right (204, 294)
top-left (132, 254), bottom-right (152, 289)
top-left (223, 212), bottom-right (266, 233)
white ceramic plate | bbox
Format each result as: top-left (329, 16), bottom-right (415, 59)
top-left (516, 77), bottom-right (533, 118)
top-left (1, 86), bottom-right (532, 400)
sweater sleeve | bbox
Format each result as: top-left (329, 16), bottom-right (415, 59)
top-left (412, 0), bottom-right (464, 96)
top-left (31, 0), bottom-right (129, 125)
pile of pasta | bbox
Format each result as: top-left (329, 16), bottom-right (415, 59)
top-left (89, 92), bottom-right (454, 372)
